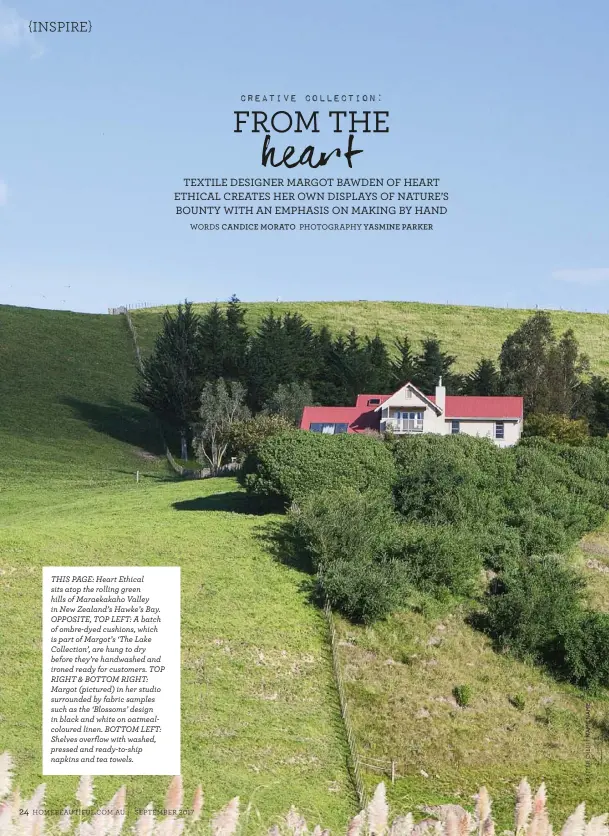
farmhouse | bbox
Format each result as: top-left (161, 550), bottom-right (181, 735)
top-left (300, 379), bottom-right (524, 447)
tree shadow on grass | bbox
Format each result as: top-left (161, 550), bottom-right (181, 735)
top-left (172, 491), bottom-right (269, 515)
top-left (62, 397), bottom-right (164, 455)
top-left (255, 517), bottom-right (317, 577)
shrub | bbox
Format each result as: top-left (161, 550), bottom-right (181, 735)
top-left (319, 558), bottom-right (410, 623)
top-left (453, 684), bottom-right (472, 707)
top-left (229, 413), bottom-right (294, 460)
top-left (241, 430), bottom-right (396, 506)
top-left (290, 488), bottom-right (411, 623)
top-left (485, 553), bottom-right (586, 669)
top-left (396, 523), bottom-right (484, 597)
top-left (560, 610), bottom-right (609, 689)
top-left (393, 434), bottom-right (510, 528)
top-left (289, 487), bottom-right (399, 571)
top-left (523, 413), bottom-right (589, 445)
top-left (474, 522), bottom-right (522, 572)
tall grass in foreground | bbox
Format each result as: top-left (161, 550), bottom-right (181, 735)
top-left (0, 753), bottom-right (605, 836)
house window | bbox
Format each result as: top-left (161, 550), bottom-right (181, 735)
top-left (406, 389), bottom-right (412, 398)
top-left (309, 422), bottom-right (349, 434)
top-left (451, 420), bottom-right (460, 434)
top-left (367, 398), bottom-right (381, 406)
top-left (398, 411), bottom-right (424, 432)
top-left (495, 421), bottom-right (505, 439)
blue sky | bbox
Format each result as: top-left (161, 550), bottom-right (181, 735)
top-left (1, 0), bottom-right (608, 314)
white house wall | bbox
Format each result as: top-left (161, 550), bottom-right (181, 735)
top-left (448, 419), bottom-right (522, 447)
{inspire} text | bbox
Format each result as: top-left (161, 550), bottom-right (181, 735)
top-left (234, 110), bottom-right (389, 169)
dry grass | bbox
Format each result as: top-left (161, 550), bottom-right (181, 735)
top-left (0, 754), bottom-right (604, 836)
top-left (331, 552), bottom-right (609, 829)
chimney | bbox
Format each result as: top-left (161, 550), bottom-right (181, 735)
top-left (435, 377), bottom-right (446, 413)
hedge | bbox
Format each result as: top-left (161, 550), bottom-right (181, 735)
top-left (240, 429), bottom-right (396, 506)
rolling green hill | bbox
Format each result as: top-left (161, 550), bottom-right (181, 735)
top-left (0, 303), bottom-right (354, 829)
top-left (2, 299), bottom-right (609, 830)
top-left (0, 304), bottom-right (163, 487)
top-left (132, 300), bottom-right (609, 375)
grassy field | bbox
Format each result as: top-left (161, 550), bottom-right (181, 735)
top-left (0, 303), bottom-right (354, 829)
top-left (0, 304), bottom-right (163, 485)
top-left (332, 527), bottom-right (609, 828)
top-left (132, 300), bottom-right (609, 375)
top-left (0, 478), bottom-right (354, 828)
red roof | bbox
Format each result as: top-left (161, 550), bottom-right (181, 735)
top-left (300, 405), bottom-right (379, 433)
top-left (354, 394), bottom-right (390, 409)
top-left (428, 395), bottom-right (523, 419)
top-left (300, 390), bottom-right (523, 432)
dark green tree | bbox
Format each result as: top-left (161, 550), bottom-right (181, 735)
top-left (500, 313), bottom-right (589, 416)
top-left (325, 335), bottom-right (351, 404)
top-left (579, 375), bottom-right (609, 436)
top-left (361, 334), bottom-right (393, 393)
top-left (462, 358), bottom-right (501, 396)
top-left (198, 302), bottom-right (228, 381)
top-left (247, 312), bottom-right (318, 410)
top-left (311, 325), bottom-right (339, 404)
top-left (134, 300), bottom-right (202, 459)
top-left (499, 312), bottom-right (555, 413)
top-left (343, 328), bottom-right (368, 401)
top-left (246, 312), bottom-right (289, 409)
top-left (282, 312), bottom-right (319, 383)
top-left (224, 294), bottom-right (249, 381)
top-left (391, 335), bottom-right (416, 388)
top-left (412, 336), bottom-right (458, 394)
top-left (546, 329), bottom-right (590, 415)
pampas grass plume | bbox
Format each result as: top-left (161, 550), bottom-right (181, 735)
top-left (211, 797), bottom-right (239, 836)
top-left (172, 820), bottom-right (185, 836)
top-left (347, 812), bottom-right (365, 836)
top-left (515, 780), bottom-right (533, 834)
top-left (58, 807), bottom-right (72, 834)
top-left (390, 813), bottom-right (414, 836)
top-left (585, 816), bottom-right (608, 836)
top-left (367, 782), bottom-right (389, 836)
top-left (108, 786), bottom-right (126, 836)
top-left (3, 755), bottom-right (609, 836)
top-left (477, 789), bottom-right (491, 831)
top-left (76, 777), bottom-right (94, 810)
top-left (560, 804), bottom-right (586, 836)
top-left (165, 778), bottom-right (183, 814)
top-left (134, 803), bottom-right (154, 836)
top-left (444, 810), bottom-right (460, 836)
top-left (191, 786), bottom-right (204, 823)
top-left (0, 754), bottom-right (13, 801)
top-left (483, 817), bottom-right (496, 836)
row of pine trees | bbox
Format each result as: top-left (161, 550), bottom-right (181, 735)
top-left (135, 296), bottom-right (609, 445)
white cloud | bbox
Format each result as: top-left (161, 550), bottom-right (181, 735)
top-left (0, 180), bottom-right (8, 206)
top-left (0, 2), bottom-right (43, 56)
top-left (552, 268), bottom-right (609, 285)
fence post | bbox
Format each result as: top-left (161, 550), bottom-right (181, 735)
top-left (391, 760), bottom-right (396, 785)
top-left (136, 470), bottom-right (140, 483)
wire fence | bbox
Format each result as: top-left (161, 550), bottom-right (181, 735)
top-left (323, 599), bottom-right (370, 809)
top-left (124, 308), bottom-right (144, 372)
top-left (108, 302), bottom-right (154, 314)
